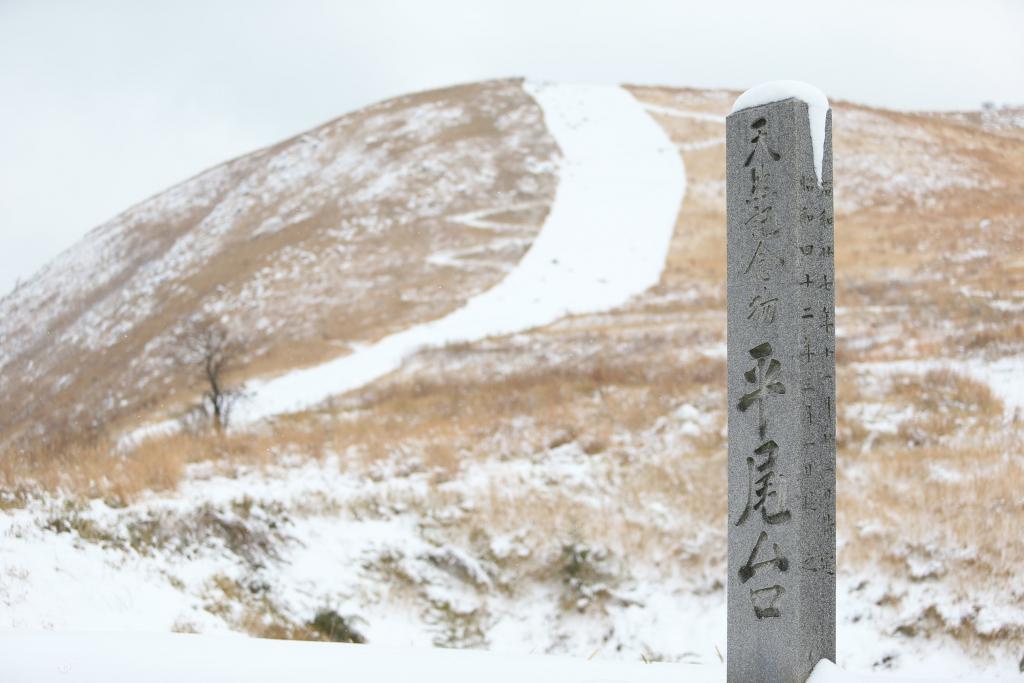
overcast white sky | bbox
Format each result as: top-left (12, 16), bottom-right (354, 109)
top-left (2, 0), bottom-right (1023, 295)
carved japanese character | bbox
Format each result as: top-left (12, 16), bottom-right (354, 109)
top-left (743, 239), bottom-right (785, 282)
top-left (801, 206), bottom-right (834, 229)
top-left (744, 118), bottom-right (782, 240)
top-left (801, 339), bottom-right (815, 363)
top-left (739, 530), bottom-right (789, 583)
top-left (735, 440), bottom-right (792, 526)
top-left (745, 118), bottom-right (781, 168)
top-left (819, 309), bottom-right (834, 333)
top-left (801, 553), bottom-right (835, 576)
top-left (747, 294), bottom-right (779, 325)
top-left (750, 585), bottom-right (785, 619)
top-left (738, 342), bottom-right (786, 438)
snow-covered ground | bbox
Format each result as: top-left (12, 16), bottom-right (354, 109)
top-left (0, 631), bottom-right (709, 683)
top-left (2, 632), bottom-right (993, 683)
top-left (239, 82), bottom-right (685, 420)
top-left (1, 443), bottom-right (1015, 679)
top-left (0, 448), bottom-right (730, 653)
top-left (0, 630), bottom-right (1005, 683)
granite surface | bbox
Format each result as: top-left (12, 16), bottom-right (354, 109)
top-left (726, 97), bottom-right (836, 682)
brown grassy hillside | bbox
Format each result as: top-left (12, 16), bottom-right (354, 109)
top-left (0, 79), bottom-right (558, 447)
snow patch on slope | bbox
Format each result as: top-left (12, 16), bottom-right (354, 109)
top-left (855, 356), bottom-right (1024, 417)
top-left (240, 82), bottom-right (685, 421)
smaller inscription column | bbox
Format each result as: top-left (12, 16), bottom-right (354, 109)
top-left (726, 93), bottom-right (835, 682)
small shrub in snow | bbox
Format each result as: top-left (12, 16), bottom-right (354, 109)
top-left (125, 499), bottom-right (288, 569)
top-left (557, 538), bottom-right (619, 613)
top-left (43, 504), bottom-right (118, 547)
top-left (427, 599), bottom-right (488, 649)
top-left (308, 609), bottom-right (366, 644)
top-left (423, 547), bottom-right (494, 589)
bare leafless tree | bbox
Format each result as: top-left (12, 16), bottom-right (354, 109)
top-left (176, 318), bottom-right (248, 432)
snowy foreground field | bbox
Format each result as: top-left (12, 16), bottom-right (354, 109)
top-left (2, 631), bottom-right (704, 683)
top-left (0, 452), bottom-right (1012, 680)
top-left (0, 631), bottom-right (994, 682)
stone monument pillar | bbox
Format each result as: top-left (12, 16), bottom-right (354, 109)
top-left (726, 88), bottom-right (836, 682)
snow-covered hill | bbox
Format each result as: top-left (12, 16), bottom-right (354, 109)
top-left (0, 79), bottom-right (560, 446)
top-left (2, 79), bottom-right (1024, 677)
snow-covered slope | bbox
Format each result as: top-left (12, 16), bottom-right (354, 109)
top-left (0, 79), bottom-right (560, 446)
top-left (241, 82), bottom-right (684, 420)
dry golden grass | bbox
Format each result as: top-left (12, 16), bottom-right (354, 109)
top-left (833, 367), bottom-right (1024, 649)
top-left (0, 417), bottom-right (341, 504)
top-left (0, 346), bottom-right (720, 501)
top-left (838, 433), bottom-right (1024, 648)
top-left (463, 423), bottom-right (728, 574)
top-left (628, 84), bottom-right (1024, 364)
top-left (0, 435), bottom-right (189, 505)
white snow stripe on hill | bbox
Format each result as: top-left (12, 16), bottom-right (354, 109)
top-left (642, 103), bottom-right (726, 124)
top-left (678, 138), bottom-right (726, 152)
top-left (240, 82), bottom-right (685, 421)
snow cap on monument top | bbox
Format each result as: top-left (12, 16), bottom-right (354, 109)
top-left (731, 80), bottom-right (830, 185)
